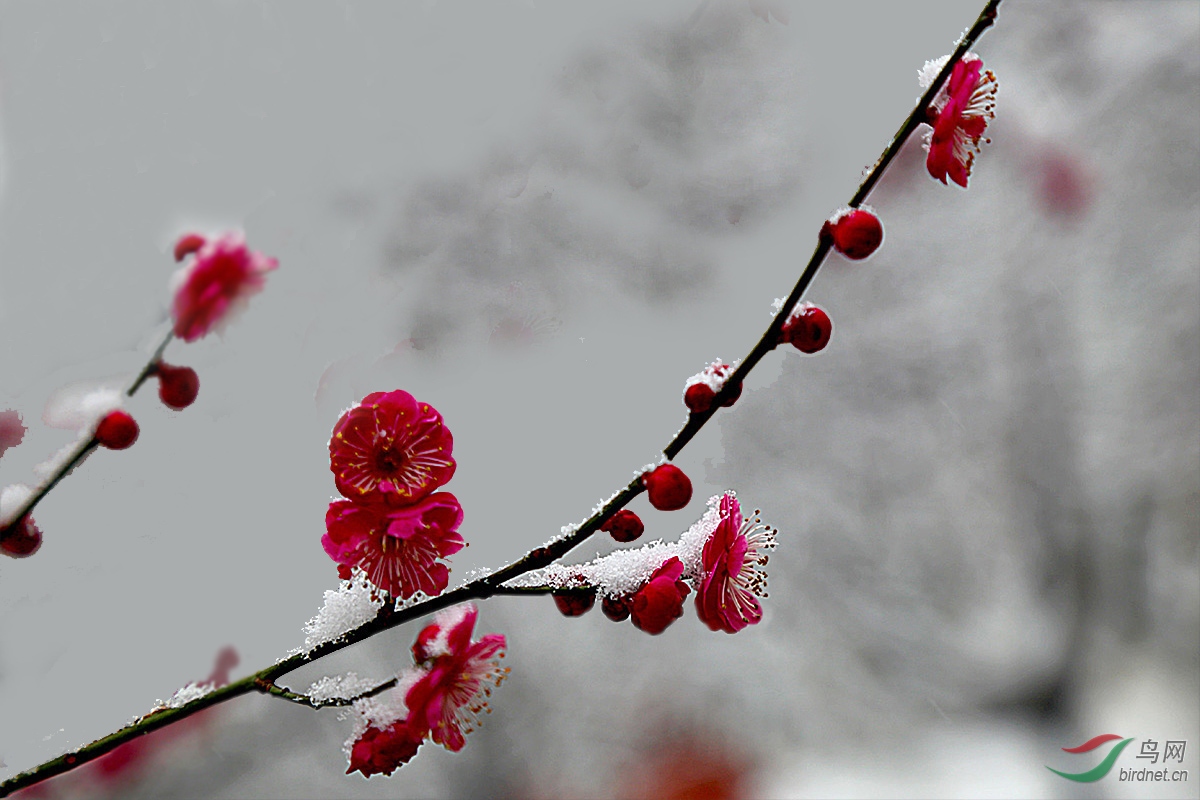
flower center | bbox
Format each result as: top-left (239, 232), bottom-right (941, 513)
top-left (375, 446), bottom-right (405, 475)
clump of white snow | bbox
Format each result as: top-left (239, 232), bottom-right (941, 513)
top-left (779, 300), bottom-right (822, 330)
top-left (0, 483), bottom-right (33, 526)
top-left (918, 54), bottom-right (952, 89)
top-left (634, 458), bottom-right (667, 478)
top-left (424, 604), bottom-right (472, 659)
top-left (27, 384), bottom-right (125, 483)
top-left (301, 575), bottom-right (384, 653)
top-left (684, 360), bottom-right (739, 394)
top-left (590, 490), bottom-right (623, 517)
top-left (42, 384), bottom-right (124, 431)
top-left (307, 672), bottom-right (378, 704)
top-left (32, 436), bottom-right (91, 482)
top-left (164, 680), bottom-right (216, 709)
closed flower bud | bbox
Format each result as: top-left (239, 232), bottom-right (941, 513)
top-left (600, 509), bottom-right (645, 543)
top-left (719, 381), bottom-right (743, 408)
top-left (780, 304), bottom-right (833, 354)
top-left (552, 589), bottom-right (597, 617)
top-left (601, 595), bottom-right (632, 622)
top-left (683, 360), bottom-right (741, 414)
top-left (173, 233), bottom-right (207, 262)
top-left (156, 363), bottom-right (200, 410)
top-left (642, 464), bottom-right (692, 511)
top-left (94, 410), bottom-right (139, 450)
top-left (825, 207), bottom-right (884, 260)
top-left (683, 383), bottom-right (716, 414)
top-left (630, 557), bottom-right (690, 635)
top-left (0, 515), bottom-right (42, 558)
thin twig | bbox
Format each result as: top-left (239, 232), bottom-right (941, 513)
top-left (666, 0), bottom-right (1001, 459)
top-left (0, 1), bottom-right (1001, 793)
top-left (126, 329), bottom-right (175, 396)
top-left (0, 328), bottom-right (174, 537)
top-left (491, 585), bottom-right (561, 596)
top-left (253, 675), bottom-right (402, 709)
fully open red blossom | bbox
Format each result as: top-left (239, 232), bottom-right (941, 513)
top-left (405, 604), bottom-right (508, 752)
top-left (922, 54), bottom-right (998, 188)
top-left (630, 556), bottom-right (691, 635)
top-left (324, 492), bottom-right (464, 599)
top-left (346, 720), bottom-right (424, 778)
top-left (170, 231), bottom-right (278, 342)
top-left (330, 390), bottom-right (456, 504)
top-left (696, 493), bottom-right (777, 634)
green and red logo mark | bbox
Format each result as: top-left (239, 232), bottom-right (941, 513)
top-left (1046, 734), bottom-right (1135, 782)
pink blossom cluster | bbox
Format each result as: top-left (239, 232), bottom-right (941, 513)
top-left (550, 492), bottom-right (778, 636)
top-left (345, 604), bottom-right (507, 777)
top-left (324, 390), bottom-right (464, 600)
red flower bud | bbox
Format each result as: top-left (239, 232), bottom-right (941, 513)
top-left (642, 464), bottom-right (692, 511)
top-left (1, 515), bottom-right (42, 558)
top-left (782, 305), bottom-right (833, 354)
top-left (156, 363), bottom-right (200, 410)
top-left (826, 208), bottom-right (883, 260)
top-left (683, 361), bottom-right (740, 413)
top-left (552, 589), bottom-right (597, 617)
top-left (683, 383), bottom-right (716, 415)
top-left (601, 595), bottom-right (632, 622)
top-left (630, 557), bottom-right (690, 635)
top-left (720, 381), bottom-right (743, 408)
top-left (94, 410), bottom-right (139, 450)
top-left (600, 509), bottom-right (645, 543)
top-left (173, 233), bottom-right (207, 262)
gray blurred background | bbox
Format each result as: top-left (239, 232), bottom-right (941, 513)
top-left (0, 1), bottom-right (1196, 798)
